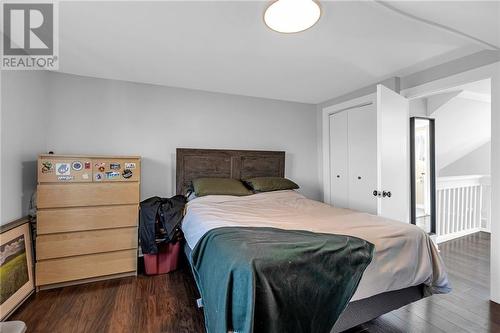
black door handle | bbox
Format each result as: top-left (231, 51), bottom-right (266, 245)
top-left (373, 190), bottom-right (381, 197)
top-left (382, 191), bottom-right (392, 198)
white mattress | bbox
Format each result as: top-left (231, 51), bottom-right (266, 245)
top-left (182, 190), bottom-right (450, 301)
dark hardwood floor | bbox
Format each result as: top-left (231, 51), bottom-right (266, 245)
top-left (344, 232), bottom-right (499, 333)
top-left (11, 232), bottom-right (499, 332)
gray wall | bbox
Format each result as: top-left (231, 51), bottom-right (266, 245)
top-left (1, 71), bottom-right (48, 224)
top-left (0, 72), bottom-right (320, 224)
top-left (43, 72), bottom-right (320, 202)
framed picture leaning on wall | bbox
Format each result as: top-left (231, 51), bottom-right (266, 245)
top-left (0, 218), bottom-right (35, 320)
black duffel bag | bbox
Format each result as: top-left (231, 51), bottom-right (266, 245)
top-left (139, 195), bottom-right (187, 255)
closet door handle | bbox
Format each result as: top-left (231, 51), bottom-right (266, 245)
top-left (382, 191), bottom-right (392, 198)
top-left (373, 190), bottom-right (381, 197)
top-left (336, 175), bottom-right (340, 178)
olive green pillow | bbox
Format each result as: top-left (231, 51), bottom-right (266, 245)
top-left (244, 177), bottom-right (299, 192)
top-left (192, 178), bottom-right (253, 197)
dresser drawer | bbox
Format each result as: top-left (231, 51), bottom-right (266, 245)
top-left (36, 227), bottom-right (137, 260)
top-left (37, 182), bottom-right (139, 208)
top-left (37, 205), bottom-right (138, 234)
top-left (36, 249), bottom-right (137, 286)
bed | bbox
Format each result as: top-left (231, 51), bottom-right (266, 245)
top-left (177, 148), bottom-right (450, 333)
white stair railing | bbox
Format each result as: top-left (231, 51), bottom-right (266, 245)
top-left (436, 175), bottom-right (491, 243)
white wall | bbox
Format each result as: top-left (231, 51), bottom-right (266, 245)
top-left (409, 98), bottom-right (427, 117)
top-left (440, 141), bottom-right (491, 176)
top-left (44, 72), bottom-right (320, 201)
top-left (408, 95), bottom-right (491, 176)
top-left (434, 97), bottom-right (491, 174)
top-left (490, 64), bottom-right (500, 303)
top-left (1, 71), bottom-right (49, 224)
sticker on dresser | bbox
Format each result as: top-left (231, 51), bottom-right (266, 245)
top-left (124, 162), bottom-right (136, 169)
top-left (110, 163), bottom-right (121, 170)
top-left (55, 163), bottom-right (70, 175)
top-left (71, 161), bottom-right (83, 171)
top-left (122, 169), bottom-right (133, 179)
top-left (41, 161), bottom-right (53, 174)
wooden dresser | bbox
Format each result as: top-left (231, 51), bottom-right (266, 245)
top-left (36, 154), bottom-right (141, 289)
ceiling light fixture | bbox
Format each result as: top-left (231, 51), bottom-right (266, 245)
top-left (264, 0), bottom-right (321, 33)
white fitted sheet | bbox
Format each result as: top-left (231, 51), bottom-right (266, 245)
top-left (182, 190), bottom-right (450, 301)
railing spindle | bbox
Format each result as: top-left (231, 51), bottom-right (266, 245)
top-left (473, 186), bottom-right (478, 228)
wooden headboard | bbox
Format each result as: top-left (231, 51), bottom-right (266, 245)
top-left (176, 148), bottom-right (285, 195)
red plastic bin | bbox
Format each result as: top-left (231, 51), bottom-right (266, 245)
top-left (143, 241), bottom-right (181, 275)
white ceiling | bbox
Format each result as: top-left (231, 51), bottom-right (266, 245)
top-left (384, 1), bottom-right (500, 50)
top-left (53, 1), bottom-right (499, 104)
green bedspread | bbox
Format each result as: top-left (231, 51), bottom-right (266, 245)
top-left (191, 227), bottom-right (375, 333)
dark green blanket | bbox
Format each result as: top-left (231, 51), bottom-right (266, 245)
top-left (191, 227), bottom-right (374, 333)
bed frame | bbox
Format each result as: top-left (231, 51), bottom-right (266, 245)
top-left (176, 148), bottom-right (427, 332)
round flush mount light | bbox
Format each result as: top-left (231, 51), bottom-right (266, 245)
top-left (264, 0), bottom-right (321, 33)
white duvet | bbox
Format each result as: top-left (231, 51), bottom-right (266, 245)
top-left (182, 190), bottom-right (450, 301)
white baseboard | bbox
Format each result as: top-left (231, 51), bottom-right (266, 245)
top-left (436, 228), bottom-right (482, 244)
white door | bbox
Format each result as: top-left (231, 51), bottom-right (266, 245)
top-left (376, 84), bottom-right (410, 222)
top-left (348, 104), bottom-right (378, 214)
top-left (329, 111), bottom-right (349, 208)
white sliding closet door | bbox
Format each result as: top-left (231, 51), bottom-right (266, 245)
top-left (376, 84), bottom-right (410, 222)
top-left (329, 111), bottom-right (349, 208)
top-left (348, 104), bottom-right (377, 214)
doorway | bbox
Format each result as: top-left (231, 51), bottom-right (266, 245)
top-left (400, 63), bottom-right (499, 303)
top-left (408, 79), bottom-right (491, 242)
